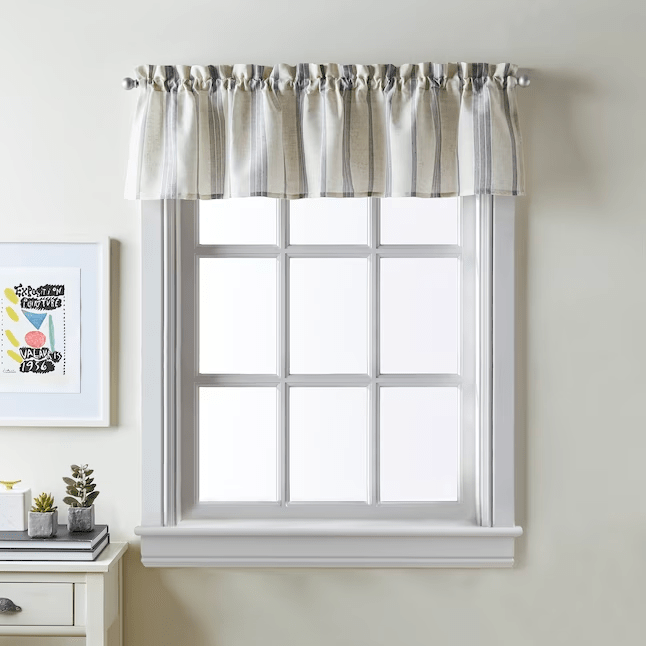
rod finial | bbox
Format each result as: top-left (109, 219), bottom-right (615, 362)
top-left (122, 77), bottom-right (138, 91)
top-left (517, 72), bottom-right (530, 87)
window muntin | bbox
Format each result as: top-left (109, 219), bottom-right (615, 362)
top-left (180, 197), bottom-right (477, 522)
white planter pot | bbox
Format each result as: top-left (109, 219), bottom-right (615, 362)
top-left (68, 505), bottom-right (95, 532)
top-left (28, 510), bottom-right (58, 538)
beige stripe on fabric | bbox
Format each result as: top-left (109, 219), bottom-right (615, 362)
top-left (139, 88), bottom-right (166, 199)
top-left (412, 83), bottom-right (435, 197)
top-left (125, 63), bottom-right (525, 200)
top-left (348, 75), bottom-right (372, 197)
top-left (322, 78), bottom-right (346, 197)
top-left (457, 74), bottom-right (476, 197)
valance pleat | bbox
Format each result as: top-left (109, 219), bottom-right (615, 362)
top-left (125, 63), bottom-right (525, 200)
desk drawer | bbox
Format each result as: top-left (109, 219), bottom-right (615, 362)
top-left (0, 583), bottom-right (73, 625)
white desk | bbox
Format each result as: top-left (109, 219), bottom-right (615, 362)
top-left (0, 542), bottom-right (127, 645)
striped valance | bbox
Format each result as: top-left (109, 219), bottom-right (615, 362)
top-left (125, 63), bottom-right (525, 200)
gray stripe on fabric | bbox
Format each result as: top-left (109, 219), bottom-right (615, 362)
top-left (483, 65), bottom-right (493, 193)
top-left (501, 63), bottom-right (518, 195)
top-left (206, 66), bottom-right (218, 198)
top-left (319, 65), bottom-right (327, 196)
top-left (207, 65), bottom-right (223, 198)
top-left (250, 65), bottom-right (258, 195)
top-left (430, 65), bottom-right (443, 197)
top-left (342, 65), bottom-right (354, 197)
top-left (410, 67), bottom-right (418, 196)
top-left (472, 68), bottom-right (479, 194)
top-left (474, 64), bottom-right (485, 195)
top-left (456, 64), bottom-right (464, 195)
top-left (214, 67), bottom-right (226, 197)
top-left (384, 64), bottom-right (396, 197)
top-left (258, 66), bottom-right (268, 196)
top-left (366, 67), bottom-right (374, 195)
top-left (295, 63), bottom-right (308, 197)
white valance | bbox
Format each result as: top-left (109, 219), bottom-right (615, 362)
top-left (125, 63), bottom-right (524, 200)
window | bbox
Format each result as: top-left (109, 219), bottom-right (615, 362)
top-left (137, 196), bottom-right (521, 567)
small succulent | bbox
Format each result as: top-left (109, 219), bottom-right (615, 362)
top-left (63, 464), bottom-right (100, 508)
top-left (31, 492), bottom-right (57, 513)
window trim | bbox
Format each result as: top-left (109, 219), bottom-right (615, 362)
top-left (135, 196), bottom-right (522, 567)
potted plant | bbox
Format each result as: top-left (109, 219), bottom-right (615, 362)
top-left (28, 492), bottom-right (58, 538)
top-left (63, 464), bottom-right (100, 532)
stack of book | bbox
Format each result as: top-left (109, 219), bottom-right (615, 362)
top-left (0, 525), bottom-right (109, 561)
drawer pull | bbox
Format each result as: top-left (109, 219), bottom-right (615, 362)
top-left (0, 597), bottom-right (21, 613)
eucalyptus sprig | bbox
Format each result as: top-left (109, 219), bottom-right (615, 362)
top-left (62, 464), bottom-right (100, 508)
top-left (31, 492), bottom-right (57, 513)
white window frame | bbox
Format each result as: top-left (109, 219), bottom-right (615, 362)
top-left (135, 196), bottom-right (522, 567)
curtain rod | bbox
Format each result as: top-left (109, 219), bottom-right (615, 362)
top-left (121, 70), bottom-right (531, 90)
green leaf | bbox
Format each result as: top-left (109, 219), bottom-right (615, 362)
top-left (71, 464), bottom-right (80, 471)
top-left (86, 491), bottom-right (100, 504)
top-left (32, 492), bottom-right (56, 512)
top-left (66, 487), bottom-right (80, 496)
top-left (85, 469), bottom-right (94, 476)
top-left (85, 478), bottom-right (94, 485)
top-left (85, 484), bottom-right (96, 492)
top-left (63, 497), bottom-right (78, 506)
top-left (62, 477), bottom-right (76, 486)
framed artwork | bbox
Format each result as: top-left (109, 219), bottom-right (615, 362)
top-left (0, 240), bottom-right (110, 426)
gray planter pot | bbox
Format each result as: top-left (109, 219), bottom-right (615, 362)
top-left (28, 510), bottom-right (58, 538)
top-left (68, 505), bottom-right (95, 532)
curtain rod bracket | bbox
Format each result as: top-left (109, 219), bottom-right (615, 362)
top-left (122, 77), bottom-right (138, 91)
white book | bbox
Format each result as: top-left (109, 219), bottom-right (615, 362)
top-left (0, 534), bottom-right (109, 561)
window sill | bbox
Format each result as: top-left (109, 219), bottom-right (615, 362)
top-left (134, 522), bottom-right (523, 568)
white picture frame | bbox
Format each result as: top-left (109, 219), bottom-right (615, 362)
top-left (0, 239), bottom-right (110, 426)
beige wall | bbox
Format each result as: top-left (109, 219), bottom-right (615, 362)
top-left (1, 0), bottom-right (645, 644)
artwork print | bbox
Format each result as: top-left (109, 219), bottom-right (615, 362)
top-left (0, 268), bottom-right (80, 393)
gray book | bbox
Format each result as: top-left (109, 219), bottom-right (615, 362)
top-left (0, 534), bottom-right (109, 561)
top-left (0, 524), bottom-right (108, 550)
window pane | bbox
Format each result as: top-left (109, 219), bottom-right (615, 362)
top-left (380, 258), bottom-right (458, 374)
top-left (290, 258), bottom-right (368, 374)
top-left (289, 388), bottom-right (368, 502)
top-left (199, 387), bottom-right (278, 502)
top-left (380, 387), bottom-right (458, 501)
top-left (380, 198), bottom-right (458, 244)
top-left (199, 198), bottom-right (277, 245)
top-left (290, 199), bottom-right (368, 245)
top-left (199, 258), bottom-right (277, 374)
